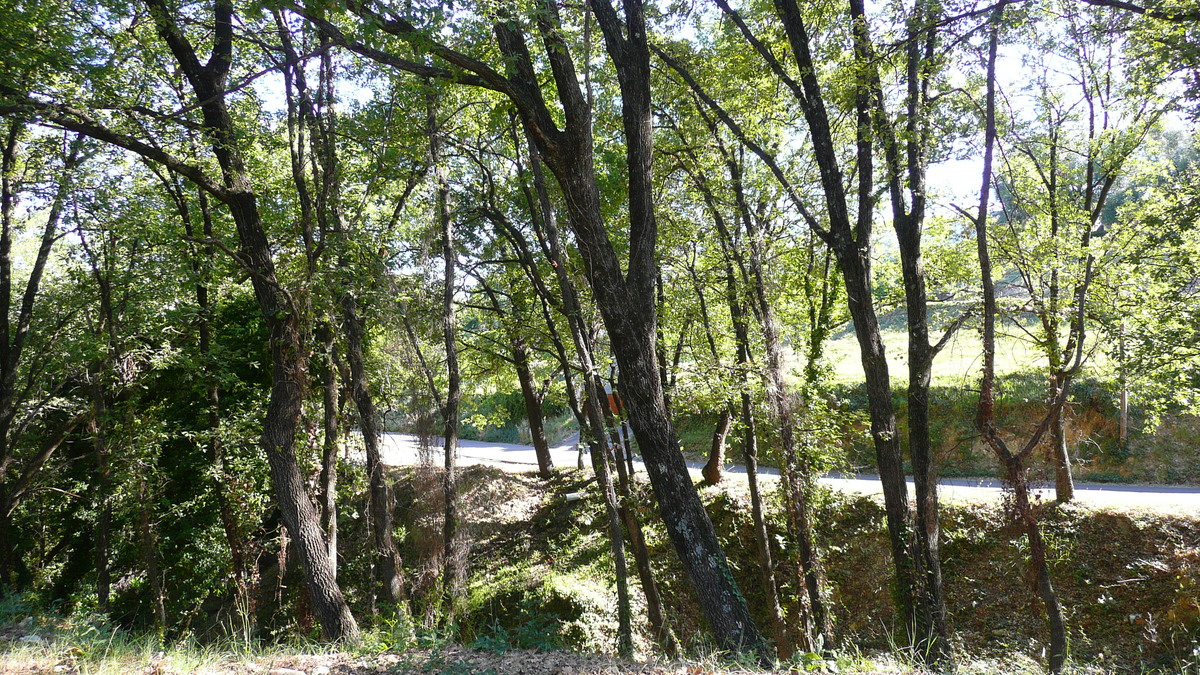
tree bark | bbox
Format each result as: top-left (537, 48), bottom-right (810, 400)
top-left (316, 321), bottom-right (339, 576)
top-left (1050, 373), bottom-right (1074, 503)
top-left (343, 292), bottom-right (406, 608)
top-left (722, 224), bottom-right (788, 655)
top-left (427, 87), bottom-right (463, 626)
top-left (137, 477), bottom-right (168, 631)
top-left (702, 408), bottom-right (731, 486)
top-left (586, 373), bottom-right (634, 658)
top-left (144, 0), bottom-right (358, 641)
top-left (513, 339), bottom-right (553, 477)
top-left (606, 383), bottom-right (673, 656)
top-left (513, 118), bottom-right (636, 656)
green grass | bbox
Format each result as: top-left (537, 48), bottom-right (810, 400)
top-left (0, 610), bottom-right (333, 675)
top-left (825, 302), bottom-right (1066, 387)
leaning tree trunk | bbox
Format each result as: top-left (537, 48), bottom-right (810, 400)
top-left (585, 370), bottom-right (635, 658)
top-left (518, 123), bottom-right (635, 655)
top-left (720, 235), bottom-right (787, 653)
top-left (535, 66), bottom-right (768, 667)
top-left (605, 384), bottom-right (674, 656)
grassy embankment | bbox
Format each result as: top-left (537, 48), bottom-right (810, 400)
top-left (7, 464), bottom-right (1199, 673)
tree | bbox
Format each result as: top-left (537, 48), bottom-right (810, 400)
top-left (0, 0), bottom-right (361, 640)
top-left (968, 8), bottom-right (1067, 668)
top-left (987, 0), bottom-right (1166, 501)
top-left (300, 0), bottom-right (769, 656)
top-left (0, 126), bottom-right (89, 586)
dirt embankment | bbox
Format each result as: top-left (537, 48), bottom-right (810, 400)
top-left (414, 466), bottom-right (1200, 672)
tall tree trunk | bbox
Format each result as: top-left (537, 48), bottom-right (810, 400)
top-left (428, 88), bottom-right (463, 626)
top-left (316, 320), bottom-right (339, 576)
top-left (586, 372), bottom-right (634, 658)
top-left (895, 213), bottom-right (949, 657)
top-left (89, 329), bottom-right (112, 617)
top-left (517, 123), bottom-right (635, 655)
top-left (148, 0), bottom-right (358, 640)
top-left (137, 477), bottom-right (168, 631)
top-left (542, 76), bottom-right (768, 667)
top-left (838, 248), bottom-right (917, 629)
top-left (23, 0), bottom-right (360, 641)
top-left (606, 384), bottom-right (673, 656)
top-left (333, 0), bottom-right (768, 652)
top-left (513, 339), bottom-right (552, 478)
top-left (92, 420), bottom-right (111, 615)
top-left (722, 245), bottom-right (787, 654)
top-left (973, 14), bottom-right (1067, 670)
top-left (343, 292), bottom-right (407, 608)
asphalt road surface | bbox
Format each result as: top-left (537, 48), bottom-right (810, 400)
top-left (377, 432), bottom-right (1200, 514)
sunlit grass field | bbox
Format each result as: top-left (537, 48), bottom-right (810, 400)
top-left (824, 302), bottom-right (1108, 388)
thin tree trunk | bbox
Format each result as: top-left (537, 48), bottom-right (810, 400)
top-left (742, 391), bottom-right (787, 654)
top-left (1007, 458), bottom-right (1068, 671)
top-left (513, 339), bottom-right (553, 478)
top-left (93, 435), bottom-right (111, 615)
top-left (89, 347), bottom-right (112, 617)
top-left (582, 369), bottom-right (634, 657)
top-left (428, 88), bottom-right (463, 626)
top-left (317, 321), bottom-right (339, 576)
top-left (973, 14), bottom-right (1067, 670)
top-left (343, 292), bottom-right (407, 608)
top-left (606, 385), bottom-right (674, 656)
top-left (1050, 372), bottom-right (1074, 502)
top-left (137, 477), bottom-right (167, 631)
top-left (896, 211), bottom-right (949, 656)
top-left (738, 167), bottom-right (833, 652)
top-left (514, 124), bottom-right (635, 654)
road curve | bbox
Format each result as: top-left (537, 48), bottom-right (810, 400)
top-left (377, 432), bottom-right (1200, 514)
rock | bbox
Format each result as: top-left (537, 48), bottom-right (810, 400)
top-left (269, 669), bottom-right (307, 675)
top-left (19, 634), bottom-right (44, 644)
top-left (312, 666), bottom-right (331, 675)
top-left (18, 616), bottom-right (34, 627)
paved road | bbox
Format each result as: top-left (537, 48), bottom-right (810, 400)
top-left (378, 433), bottom-right (1200, 513)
